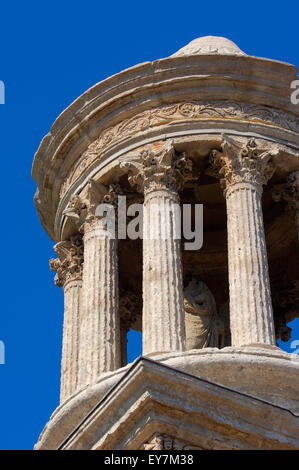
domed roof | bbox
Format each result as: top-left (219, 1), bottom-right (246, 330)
top-left (171, 36), bottom-right (246, 57)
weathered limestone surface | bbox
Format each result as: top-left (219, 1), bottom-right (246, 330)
top-left (33, 37), bottom-right (299, 450)
top-left (34, 347), bottom-right (299, 450)
top-left (78, 219), bottom-right (120, 387)
top-left (122, 142), bottom-right (195, 355)
top-left (226, 184), bottom-right (275, 346)
top-left (143, 433), bottom-right (201, 450)
top-left (142, 188), bottom-right (185, 354)
top-left (171, 36), bottom-right (246, 57)
top-left (57, 357), bottom-right (299, 450)
top-left (78, 182), bottom-right (121, 388)
top-left (31, 36), bottom-right (299, 242)
top-left (61, 279), bottom-right (82, 402)
top-left (211, 136), bottom-right (277, 347)
top-left (184, 279), bottom-right (219, 349)
top-left (49, 235), bottom-right (83, 402)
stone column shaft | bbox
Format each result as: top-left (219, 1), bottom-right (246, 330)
top-left (211, 136), bottom-right (278, 347)
top-left (121, 141), bottom-right (194, 356)
top-left (78, 219), bottom-right (120, 388)
top-left (143, 189), bottom-right (185, 354)
top-left (49, 234), bottom-right (84, 403)
top-left (226, 182), bottom-right (275, 346)
top-left (60, 279), bottom-right (82, 402)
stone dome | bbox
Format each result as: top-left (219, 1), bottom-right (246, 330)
top-left (171, 36), bottom-right (246, 57)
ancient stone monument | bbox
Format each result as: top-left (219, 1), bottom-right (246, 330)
top-left (32, 36), bottom-right (299, 449)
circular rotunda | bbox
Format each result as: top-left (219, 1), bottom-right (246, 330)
top-left (32, 36), bottom-right (299, 450)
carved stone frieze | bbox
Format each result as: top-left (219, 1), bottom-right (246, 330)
top-left (210, 135), bottom-right (278, 192)
top-left (49, 234), bottom-right (84, 287)
top-left (143, 433), bottom-right (201, 450)
top-left (120, 141), bottom-right (195, 195)
top-left (59, 100), bottom-right (299, 198)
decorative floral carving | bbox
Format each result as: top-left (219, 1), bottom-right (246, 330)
top-left (63, 180), bottom-right (122, 233)
top-left (62, 194), bottom-right (88, 230)
top-left (86, 102), bottom-right (299, 165)
top-left (143, 433), bottom-right (201, 450)
top-left (210, 135), bottom-right (278, 192)
top-left (120, 141), bottom-right (195, 195)
top-left (85, 180), bottom-right (120, 215)
top-left (60, 100), bottom-right (299, 198)
top-left (49, 234), bottom-right (84, 287)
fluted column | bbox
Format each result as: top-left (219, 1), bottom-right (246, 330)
top-left (122, 141), bottom-right (194, 355)
top-left (77, 181), bottom-right (121, 388)
top-left (142, 188), bottom-right (185, 354)
top-left (50, 234), bottom-right (83, 403)
top-left (211, 136), bottom-right (278, 347)
top-left (62, 278), bottom-right (82, 400)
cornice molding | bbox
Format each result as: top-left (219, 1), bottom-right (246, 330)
top-left (60, 101), bottom-right (299, 198)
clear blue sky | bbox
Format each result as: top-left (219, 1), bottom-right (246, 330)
top-left (0, 0), bottom-right (298, 450)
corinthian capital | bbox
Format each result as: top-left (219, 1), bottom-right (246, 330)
top-left (63, 194), bottom-right (87, 227)
top-left (210, 135), bottom-right (278, 193)
top-left (49, 234), bottom-right (84, 287)
top-left (120, 141), bottom-right (195, 195)
top-left (85, 180), bottom-right (121, 216)
top-left (63, 180), bottom-right (122, 233)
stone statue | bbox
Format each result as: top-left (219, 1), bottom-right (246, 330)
top-left (184, 279), bottom-right (220, 349)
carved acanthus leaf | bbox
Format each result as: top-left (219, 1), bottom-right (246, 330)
top-left (63, 195), bottom-right (88, 230)
top-left (50, 234), bottom-right (84, 287)
top-left (63, 180), bottom-right (122, 233)
top-left (210, 135), bottom-right (278, 192)
top-left (59, 100), bottom-right (299, 199)
top-left (120, 141), bottom-right (196, 195)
